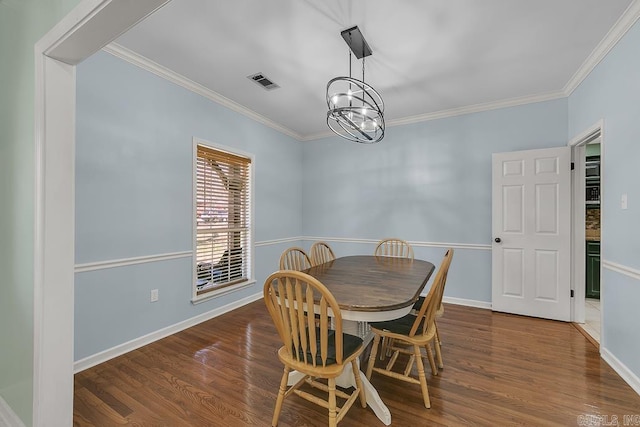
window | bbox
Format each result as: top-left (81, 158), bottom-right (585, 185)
top-left (194, 141), bottom-right (252, 297)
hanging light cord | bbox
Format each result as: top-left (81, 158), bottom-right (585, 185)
top-left (349, 34), bottom-right (353, 109)
top-left (362, 55), bottom-right (366, 109)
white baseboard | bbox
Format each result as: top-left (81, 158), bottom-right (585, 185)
top-left (601, 347), bottom-right (640, 397)
top-left (74, 292), bottom-right (263, 373)
top-left (443, 296), bottom-right (492, 310)
top-left (0, 396), bottom-right (26, 427)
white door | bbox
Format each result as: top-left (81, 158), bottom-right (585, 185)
top-left (492, 147), bottom-right (571, 321)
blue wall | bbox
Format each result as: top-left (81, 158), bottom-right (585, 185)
top-left (568, 19), bottom-right (640, 380)
top-left (301, 98), bottom-right (569, 303)
top-left (75, 51), bottom-right (302, 360)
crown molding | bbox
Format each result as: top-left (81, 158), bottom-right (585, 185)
top-left (102, 43), bottom-right (304, 141)
top-left (386, 91), bottom-right (566, 129)
top-left (563, 0), bottom-right (640, 95)
top-left (303, 91), bottom-right (566, 141)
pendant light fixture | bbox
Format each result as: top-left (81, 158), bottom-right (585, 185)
top-left (326, 26), bottom-right (385, 143)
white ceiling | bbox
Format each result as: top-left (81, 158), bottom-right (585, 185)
top-left (115, 0), bottom-right (634, 140)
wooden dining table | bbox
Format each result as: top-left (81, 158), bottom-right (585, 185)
top-left (290, 255), bottom-right (436, 425)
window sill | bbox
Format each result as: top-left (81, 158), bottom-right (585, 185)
top-left (191, 279), bottom-right (256, 305)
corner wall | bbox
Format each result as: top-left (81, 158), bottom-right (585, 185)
top-left (302, 98), bottom-right (569, 305)
top-left (568, 18), bottom-right (640, 389)
top-left (0, 1), bottom-right (82, 425)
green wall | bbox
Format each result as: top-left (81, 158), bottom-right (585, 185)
top-left (586, 143), bottom-right (601, 157)
top-left (0, 0), bottom-right (81, 425)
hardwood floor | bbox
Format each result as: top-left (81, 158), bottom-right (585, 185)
top-left (74, 303), bottom-right (640, 426)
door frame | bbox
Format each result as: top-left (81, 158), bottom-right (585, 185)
top-left (33, 1), bottom-right (169, 424)
top-left (568, 120), bottom-right (603, 331)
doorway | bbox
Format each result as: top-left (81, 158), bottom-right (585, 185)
top-left (584, 142), bottom-right (601, 342)
top-left (34, 1), bottom-right (170, 424)
top-left (569, 122), bottom-right (603, 346)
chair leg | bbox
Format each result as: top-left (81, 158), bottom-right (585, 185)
top-left (379, 337), bottom-right (388, 360)
top-left (425, 342), bottom-right (438, 376)
top-left (366, 334), bottom-right (381, 379)
top-left (413, 345), bottom-right (431, 409)
top-left (434, 323), bottom-right (444, 369)
top-left (328, 378), bottom-right (337, 427)
top-left (387, 338), bottom-right (397, 357)
top-left (272, 366), bottom-right (290, 426)
top-left (351, 360), bottom-right (367, 408)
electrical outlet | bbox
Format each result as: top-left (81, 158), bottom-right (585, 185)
top-left (150, 289), bottom-right (159, 302)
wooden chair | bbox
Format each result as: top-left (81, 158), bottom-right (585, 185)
top-left (374, 238), bottom-right (414, 357)
top-left (310, 241), bottom-right (336, 266)
top-left (279, 247), bottom-right (312, 271)
top-left (263, 270), bottom-right (367, 427)
top-left (374, 238), bottom-right (414, 259)
top-left (412, 248), bottom-right (454, 369)
top-left (365, 249), bottom-right (453, 409)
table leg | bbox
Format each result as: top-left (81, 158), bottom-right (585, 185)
top-left (335, 358), bottom-right (391, 425)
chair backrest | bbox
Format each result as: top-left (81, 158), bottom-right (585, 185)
top-left (279, 247), bottom-right (312, 271)
top-left (410, 249), bottom-right (454, 337)
top-left (309, 241), bottom-right (336, 266)
top-left (436, 248), bottom-right (454, 312)
top-left (374, 238), bottom-right (414, 259)
top-left (264, 270), bottom-right (345, 367)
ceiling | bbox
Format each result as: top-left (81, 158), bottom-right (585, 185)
top-left (114, 0), bottom-right (634, 140)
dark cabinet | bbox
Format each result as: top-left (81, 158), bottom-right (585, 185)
top-left (585, 241), bottom-right (600, 299)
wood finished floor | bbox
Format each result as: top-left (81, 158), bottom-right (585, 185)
top-left (74, 303), bottom-right (640, 426)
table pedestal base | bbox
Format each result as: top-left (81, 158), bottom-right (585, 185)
top-left (286, 320), bottom-right (391, 425)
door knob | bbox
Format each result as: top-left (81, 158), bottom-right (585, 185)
top-left (494, 237), bottom-right (501, 243)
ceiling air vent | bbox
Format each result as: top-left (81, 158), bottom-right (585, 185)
top-left (247, 72), bottom-right (280, 90)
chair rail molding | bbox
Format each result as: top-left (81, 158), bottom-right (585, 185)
top-left (602, 259), bottom-right (640, 281)
top-left (74, 250), bottom-right (193, 273)
top-left (73, 238), bottom-right (306, 273)
top-left (301, 236), bottom-right (491, 251)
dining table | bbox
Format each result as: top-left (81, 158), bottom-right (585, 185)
top-left (288, 255), bottom-right (436, 425)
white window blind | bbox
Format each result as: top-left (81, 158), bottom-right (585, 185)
top-left (195, 144), bottom-right (251, 296)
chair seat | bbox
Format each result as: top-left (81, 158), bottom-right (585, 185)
top-left (413, 297), bottom-right (444, 317)
top-left (292, 328), bottom-right (363, 365)
top-left (370, 314), bottom-right (424, 336)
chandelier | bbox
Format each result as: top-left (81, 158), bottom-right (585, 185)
top-left (326, 26), bottom-right (385, 143)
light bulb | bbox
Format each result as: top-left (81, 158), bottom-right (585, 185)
top-left (347, 89), bottom-right (353, 100)
top-left (361, 107), bottom-right (367, 116)
top-left (332, 95), bottom-right (338, 105)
